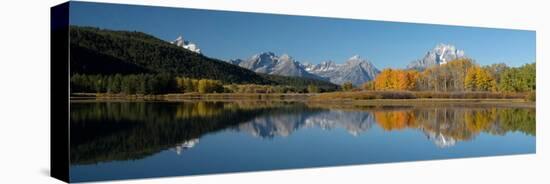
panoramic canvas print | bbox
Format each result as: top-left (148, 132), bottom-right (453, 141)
top-left (52, 1), bottom-right (536, 182)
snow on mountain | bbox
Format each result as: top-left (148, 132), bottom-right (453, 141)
top-left (233, 109), bottom-right (468, 147)
top-left (307, 55), bottom-right (380, 86)
top-left (230, 52), bottom-right (324, 80)
top-left (170, 35), bottom-right (201, 54)
top-left (423, 130), bottom-right (456, 148)
top-left (229, 53), bottom-right (379, 86)
top-left (235, 110), bottom-right (375, 138)
top-left (172, 138), bottom-right (199, 155)
top-left (407, 43), bottom-right (465, 70)
top-left (303, 60), bottom-right (338, 73)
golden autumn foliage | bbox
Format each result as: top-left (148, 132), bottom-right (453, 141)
top-left (361, 81), bottom-right (375, 91)
top-left (175, 77), bottom-right (225, 94)
top-left (464, 67), bottom-right (497, 91)
top-left (175, 102), bottom-right (224, 119)
top-left (369, 107), bottom-right (534, 141)
top-left (465, 109), bottom-right (497, 133)
top-left (370, 58), bottom-right (503, 92)
top-left (417, 58), bottom-right (476, 91)
top-left (374, 111), bottom-right (417, 130)
top-left (373, 69), bottom-right (419, 91)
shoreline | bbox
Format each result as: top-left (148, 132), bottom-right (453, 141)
top-left (307, 98), bottom-right (534, 108)
top-left (70, 92), bottom-right (534, 108)
top-left (70, 93), bottom-right (314, 101)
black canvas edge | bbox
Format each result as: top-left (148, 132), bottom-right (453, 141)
top-left (51, 1), bottom-right (70, 183)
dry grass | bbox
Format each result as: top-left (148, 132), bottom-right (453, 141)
top-left (309, 91), bottom-right (527, 101)
top-left (71, 92), bottom-right (315, 101)
top-left (164, 93), bottom-right (313, 100)
top-left (72, 91), bottom-right (531, 103)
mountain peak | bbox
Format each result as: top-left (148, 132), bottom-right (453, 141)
top-left (349, 54), bottom-right (362, 61)
top-left (306, 55), bottom-right (379, 85)
top-left (228, 52), bottom-right (379, 85)
top-left (407, 43), bottom-right (465, 70)
top-left (346, 55), bottom-right (367, 64)
top-left (279, 53), bottom-right (291, 59)
top-left (170, 35), bottom-right (201, 54)
top-left (233, 52), bottom-right (322, 80)
top-left (256, 51), bottom-right (276, 56)
top-left (435, 43), bottom-right (455, 49)
top-left (278, 54), bottom-right (296, 64)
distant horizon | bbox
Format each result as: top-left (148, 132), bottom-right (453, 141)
top-left (69, 1), bottom-right (536, 69)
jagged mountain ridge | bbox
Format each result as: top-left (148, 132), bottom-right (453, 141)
top-left (235, 110), bottom-right (375, 138)
top-left (407, 43), bottom-right (466, 70)
top-left (230, 53), bottom-right (380, 85)
top-left (165, 36), bottom-right (465, 85)
top-left (229, 52), bottom-right (325, 80)
top-left (306, 55), bottom-right (380, 86)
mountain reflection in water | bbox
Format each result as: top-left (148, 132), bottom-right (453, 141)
top-left (70, 101), bottom-right (535, 165)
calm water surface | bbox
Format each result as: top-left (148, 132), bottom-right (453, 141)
top-left (69, 101), bottom-right (535, 182)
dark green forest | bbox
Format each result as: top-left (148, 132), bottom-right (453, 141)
top-left (70, 102), bottom-right (316, 164)
top-left (69, 26), bottom-right (338, 94)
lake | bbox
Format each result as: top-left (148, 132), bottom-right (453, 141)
top-left (69, 101), bottom-right (535, 182)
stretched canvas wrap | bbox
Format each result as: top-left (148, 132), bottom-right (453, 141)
top-left (51, 1), bottom-right (536, 183)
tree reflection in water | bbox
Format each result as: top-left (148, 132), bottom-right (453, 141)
top-left (70, 101), bottom-right (535, 164)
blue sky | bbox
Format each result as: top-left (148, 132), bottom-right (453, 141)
top-left (69, 1), bottom-right (535, 69)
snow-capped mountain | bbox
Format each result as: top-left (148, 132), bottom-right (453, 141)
top-left (233, 108), bottom-right (479, 147)
top-left (230, 53), bottom-right (379, 85)
top-left (229, 52), bottom-right (324, 80)
top-left (170, 35), bottom-right (201, 54)
top-left (235, 109), bottom-right (375, 138)
top-left (302, 60), bottom-right (338, 73)
top-left (306, 55), bottom-right (380, 86)
top-left (172, 138), bottom-right (199, 155)
top-left (423, 130), bottom-right (456, 148)
top-left (407, 44), bottom-right (465, 70)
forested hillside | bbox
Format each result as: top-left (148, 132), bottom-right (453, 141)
top-left (69, 26), bottom-right (338, 94)
top-left (70, 26), bottom-right (270, 84)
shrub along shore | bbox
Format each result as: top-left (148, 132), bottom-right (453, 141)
top-left (71, 90), bottom-right (534, 103)
top-left (309, 91), bottom-right (534, 101)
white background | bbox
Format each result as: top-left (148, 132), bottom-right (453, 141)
top-left (0, 0), bottom-right (547, 183)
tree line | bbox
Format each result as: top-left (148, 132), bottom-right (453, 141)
top-left (365, 58), bottom-right (535, 92)
top-left (71, 74), bottom-right (329, 94)
top-left (70, 73), bottom-right (177, 94)
top-left (175, 77), bottom-right (224, 93)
